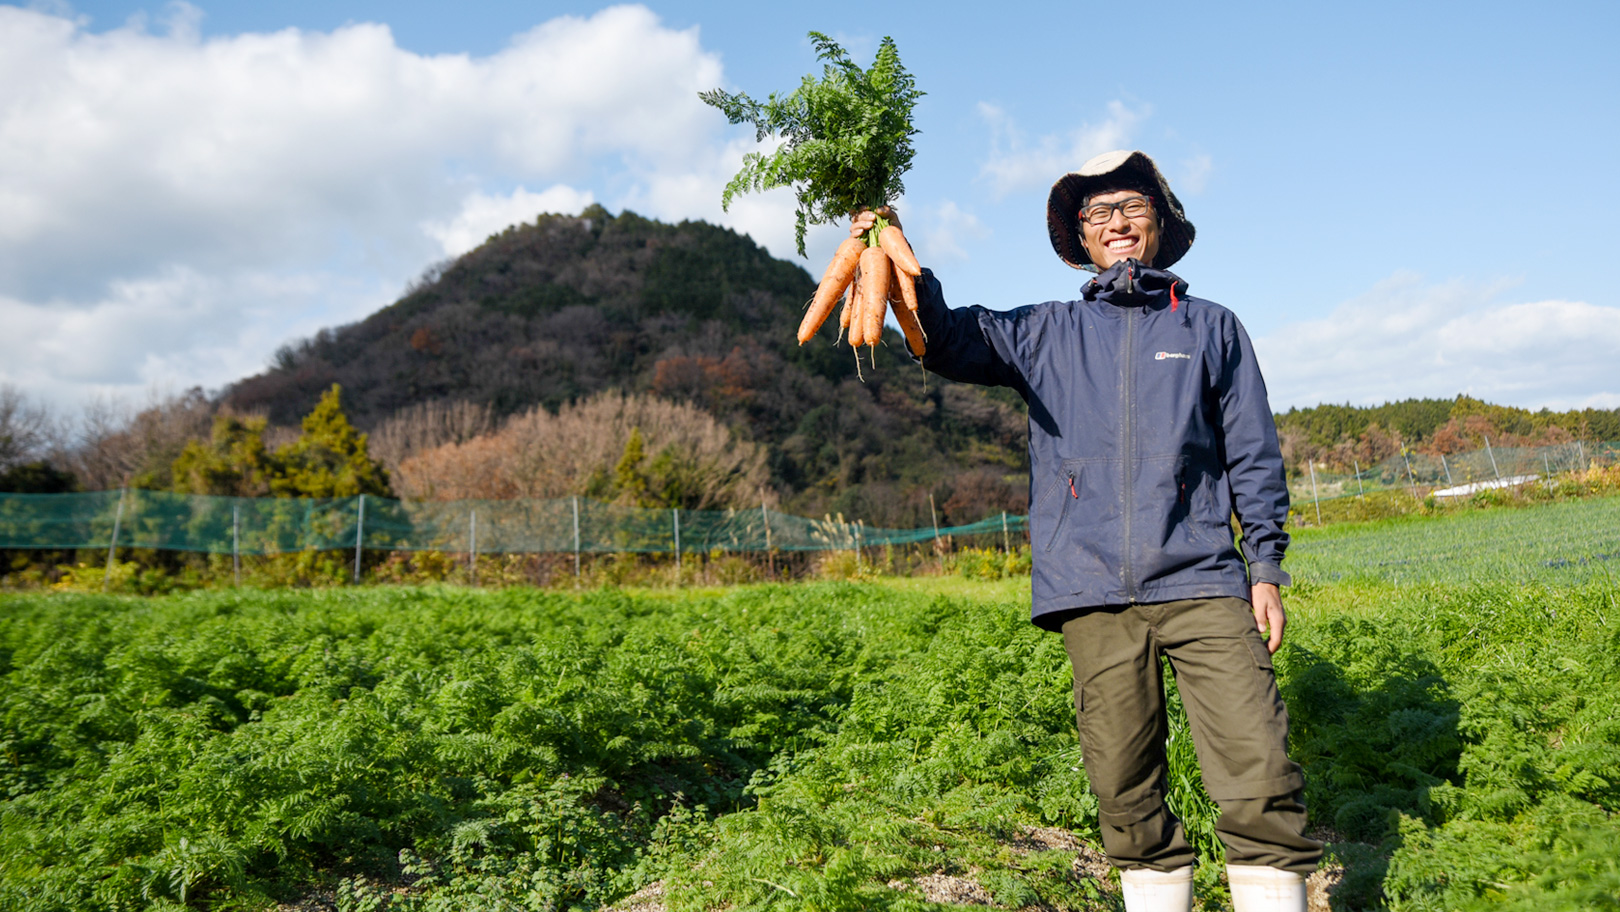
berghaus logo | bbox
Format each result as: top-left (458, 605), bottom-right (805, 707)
top-left (1155, 352), bottom-right (1192, 360)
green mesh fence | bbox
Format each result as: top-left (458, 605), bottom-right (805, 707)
top-left (9, 442), bottom-right (1607, 557)
top-left (1286, 440), bottom-right (1619, 503)
top-left (0, 490), bottom-right (1028, 556)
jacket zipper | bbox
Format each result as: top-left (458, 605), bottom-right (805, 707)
top-left (1122, 298), bottom-right (1137, 601)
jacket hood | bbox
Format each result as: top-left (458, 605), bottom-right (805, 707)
top-left (1082, 259), bottom-right (1189, 308)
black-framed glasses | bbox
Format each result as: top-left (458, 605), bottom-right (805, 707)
top-left (1081, 195), bottom-right (1153, 225)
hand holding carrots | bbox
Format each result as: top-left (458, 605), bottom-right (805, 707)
top-left (848, 206), bottom-right (900, 239)
top-left (796, 207), bottom-right (925, 359)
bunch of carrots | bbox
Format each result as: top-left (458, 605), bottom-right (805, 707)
top-left (800, 213), bottom-right (926, 358)
top-left (701, 32), bottom-right (927, 365)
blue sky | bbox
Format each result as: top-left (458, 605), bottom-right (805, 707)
top-left (4, 0), bottom-right (1618, 414)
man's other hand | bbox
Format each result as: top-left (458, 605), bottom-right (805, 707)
top-left (1251, 582), bottom-right (1285, 654)
top-left (849, 206), bottom-right (901, 238)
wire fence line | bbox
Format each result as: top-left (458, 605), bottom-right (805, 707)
top-left (1286, 440), bottom-right (1620, 509)
top-left (3, 441), bottom-right (1611, 574)
top-left (0, 489), bottom-right (1029, 563)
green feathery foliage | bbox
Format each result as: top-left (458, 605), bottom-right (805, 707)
top-left (701, 32), bottom-right (923, 256)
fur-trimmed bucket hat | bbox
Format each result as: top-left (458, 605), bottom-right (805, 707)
top-left (1047, 150), bottom-right (1195, 271)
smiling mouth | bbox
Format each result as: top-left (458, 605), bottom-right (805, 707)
top-left (1105, 237), bottom-right (1138, 252)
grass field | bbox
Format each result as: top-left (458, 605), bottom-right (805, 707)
top-left (1, 500), bottom-right (1617, 911)
top-left (1289, 494), bottom-right (1620, 587)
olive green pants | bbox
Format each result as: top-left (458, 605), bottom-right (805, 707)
top-left (1060, 597), bottom-right (1322, 875)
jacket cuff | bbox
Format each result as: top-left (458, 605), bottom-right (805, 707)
top-left (1248, 562), bottom-right (1292, 587)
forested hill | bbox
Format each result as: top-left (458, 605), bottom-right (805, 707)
top-left (1275, 396), bottom-right (1620, 451)
top-left (224, 206), bottom-right (1030, 526)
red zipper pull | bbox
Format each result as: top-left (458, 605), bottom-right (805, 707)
top-left (1170, 282), bottom-right (1180, 312)
top-left (1069, 475), bottom-right (1078, 498)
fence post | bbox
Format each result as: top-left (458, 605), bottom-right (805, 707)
top-left (1402, 449), bottom-right (1419, 499)
top-left (233, 503), bottom-right (242, 587)
top-left (468, 510), bottom-right (478, 587)
top-left (1543, 451), bottom-right (1553, 492)
top-left (1484, 435), bottom-right (1501, 480)
top-left (856, 519), bottom-right (864, 570)
top-left (352, 495), bottom-right (365, 585)
top-left (1353, 459), bottom-right (1365, 499)
top-left (673, 508), bottom-right (681, 572)
top-left (1308, 461), bottom-right (1322, 525)
top-left (572, 496), bottom-right (581, 579)
top-left (103, 486), bottom-right (126, 592)
top-left (762, 495), bottom-right (774, 578)
top-left (929, 493), bottom-right (942, 560)
top-left (1577, 440), bottom-right (1587, 469)
top-left (1002, 511), bottom-right (1010, 553)
top-left (1440, 453), bottom-right (1453, 487)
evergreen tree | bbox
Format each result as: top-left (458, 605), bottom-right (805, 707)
top-left (612, 427), bottom-right (650, 506)
top-left (0, 461), bottom-right (78, 494)
top-left (170, 414), bottom-right (274, 496)
top-left (271, 385), bottom-right (393, 498)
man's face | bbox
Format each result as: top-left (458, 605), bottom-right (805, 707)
top-left (1079, 188), bottom-right (1161, 271)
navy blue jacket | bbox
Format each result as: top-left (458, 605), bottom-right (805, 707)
top-left (915, 259), bottom-right (1291, 631)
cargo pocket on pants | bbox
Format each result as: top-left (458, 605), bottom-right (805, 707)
top-left (1240, 633), bottom-right (1289, 743)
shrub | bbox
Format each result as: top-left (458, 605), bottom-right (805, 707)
top-left (947, 545), bottom-right (1031, 580)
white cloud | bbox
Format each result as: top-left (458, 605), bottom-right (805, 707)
top-left (1254, 272), bottom-right (1620, 411)
top-left (977, 100), bottom-right (1146, 197)
top-left (0, 267), bottom-right (389, 408)
top-left (919, 200), bottom-right (989, 263)
top-left (1176, 153), bottom-right (1213, 194)
top-left (0, 3), bottom-right (774, 408)
top-left (423, 185), bottom-right (596, 257)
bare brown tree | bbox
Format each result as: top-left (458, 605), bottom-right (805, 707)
top-left (397, 391), bottom-right (768, 509)
top-left (67, 388), bottom-right (215, 490)
top-left (0, 384), bottom-right (54, 471)
top-left (368, 399), bottom-right (496, 477)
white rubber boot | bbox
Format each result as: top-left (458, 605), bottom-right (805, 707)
top-left (1226, 864), bottom-right (1306, 912)
top-left (1119, 865), bottom-right (1193, 912)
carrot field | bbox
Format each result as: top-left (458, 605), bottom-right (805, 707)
top-left (1, 499), bottom-right (1617, 911)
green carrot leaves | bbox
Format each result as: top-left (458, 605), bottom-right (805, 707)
top-left (701, 32), bottom-right (922, 257)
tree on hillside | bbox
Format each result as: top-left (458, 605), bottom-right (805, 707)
top-left (367, 399), bottom-right (494, 478)
top-left (270, 385), bottom-right (392, 498)
top-left (166, 386), bottom-right (391, 498)
top-left (74, 389), bottom-right (215, 491)
top-left (171, 414), bottom-right (275, 496)
top-left (0, 462), bottom-right (78, 494)
top-left (0, 385), bottom-right (53, 472)
top-left (396, 391), bottom-right (768, 510)
top-left (607, 427), bottom-right (652, 506)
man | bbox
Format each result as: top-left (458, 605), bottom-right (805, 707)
top-left (851, 150), bottom-right (1319, 912)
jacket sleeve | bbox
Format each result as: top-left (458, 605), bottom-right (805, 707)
top-left (1217, 315), bottom-right (1292, 586)
top-left (912, 268), bottom-right (1028, 392)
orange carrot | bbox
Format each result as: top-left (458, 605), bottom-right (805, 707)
top-left (836, 277), bottom-right (855, 343)
top-left (800, 238), bottom-right (864, 344)
top-left (890, 283), bottom-right (927, 357)
top-left (893, 265), bottom-right (918, 312)
top-left (846, 267), bottom-right (866, 347)
top-left (878, 225), bottom-right (921, 277)
top-left (860, 247), bottom-right (890, 348)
